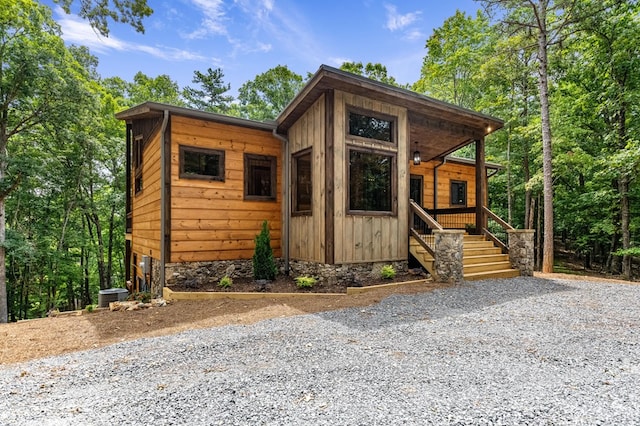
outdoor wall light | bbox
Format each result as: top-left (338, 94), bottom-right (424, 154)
top-left (413, 142), bottom-right (421, 165)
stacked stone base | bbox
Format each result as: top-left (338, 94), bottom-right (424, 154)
top-left (164, 259), bottom-right (408, 288)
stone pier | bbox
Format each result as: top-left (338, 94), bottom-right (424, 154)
top-left (507, 229), bottom-right (535, 276)
top-left (433, 230), bottom-right (465, 283)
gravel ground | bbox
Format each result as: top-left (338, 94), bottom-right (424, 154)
top-left (1, 276), bottom-right (639, 425)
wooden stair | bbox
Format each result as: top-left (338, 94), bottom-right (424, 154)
top-left (409, 234), bottom-right (520, 281)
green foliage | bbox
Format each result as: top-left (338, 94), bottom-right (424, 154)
top-left (252, 221), bottom-right (277, 281)
top-left (54, 0), bottom-right (153, 36)
top-left (218, 276), bottom-right (233, 288)
top-left (85, 304), bottom-right (96, 313)
top-left (128, 291), bottom-right (151, 303)
top-left (183, 67), bottom-right (234, 113)
top-left (614, 247), bottom-right (640, 257)
top-left (339, 62), bottom-right (406, 88)
top-left (295, 276), bottom-right (316, 289)
top-left (380, 265), bottom-right (396, 280)
top-left (237, 65), bottom-right (305, 121)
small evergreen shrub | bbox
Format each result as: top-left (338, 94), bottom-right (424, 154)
top-left (380, 264), bottom-right (396, 279)
top-left (252, 220), bottom-right (277, 281)
top-left (295, 276), bottom-right (316, 289)
top-left (218, 276), bottom-right (233, 288)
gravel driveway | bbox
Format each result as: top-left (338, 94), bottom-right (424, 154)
top-left (1, 276), bottom-right (639, 425)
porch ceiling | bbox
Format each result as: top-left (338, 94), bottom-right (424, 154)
top-left (277, 65), bottom-right (503, 161)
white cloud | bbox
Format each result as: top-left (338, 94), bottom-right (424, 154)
top-left (55, 7), bottom-right (211, 62)
top-left (384, 4), bottom-right (421, 31)
top-left (184, 0), bottom-right (228, 39)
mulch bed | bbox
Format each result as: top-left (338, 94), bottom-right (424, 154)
top-left (168, 271), bottom-right (429, 294)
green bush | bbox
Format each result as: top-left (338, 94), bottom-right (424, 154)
top-left (295, 276), bottom-right (316, 289)
top-left (218, 276), bottom-right (233, 288)
top-left (127, 291), bottom-right (151, 303)
top-left (380, 264), bottom-right (396, 279)
top-left (252, 220), bottom-right (277, 281)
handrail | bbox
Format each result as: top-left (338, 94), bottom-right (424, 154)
top-left (483, 206), bottom-right (514, 231)
top-left (482, 206), bottom-right (512, 253)
top-left (410, 200), bottom-right (443, 231)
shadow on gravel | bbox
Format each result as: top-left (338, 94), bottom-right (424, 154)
top-left (319, 276), bottom-right (575, 331)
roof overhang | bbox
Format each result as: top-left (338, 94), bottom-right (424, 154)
top-left (276, 65), bottom-right (504, 162)
top-left (115, 101), bottom-right (276, 132)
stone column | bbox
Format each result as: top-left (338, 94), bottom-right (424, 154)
top-left (507, 229), bottom-right (535, 276)
top-left (433, 230), bottom-right (465, 284)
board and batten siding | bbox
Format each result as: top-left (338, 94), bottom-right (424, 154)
top-left (333, 91), bottom-right (409, 264)
top-left (410, 160), bottom-right (478, 209)
top-left (288, 95), bottom-right (326, 263)
top-left (132, 131), bottom-right (162, 261)
top-left (169, 115), bottom-right (282, 263)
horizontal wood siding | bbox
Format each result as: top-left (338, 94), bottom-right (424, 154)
top-left (169, 115), bottom-right (282, 263)
top-left (288, 95), bottom-right (325, 263)
top-left (409, 160), bottom-right (477, 209)
top-left (334, 91), bottom-right (408, 264)
top-left (132, 131), bottom-right (162, 259)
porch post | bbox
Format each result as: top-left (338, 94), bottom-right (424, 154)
top-left (475, 137), bottom-right (486, 235)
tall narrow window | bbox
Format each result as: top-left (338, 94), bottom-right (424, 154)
top-left (180, 146), bottom-right (225, 181)
top-left (451, 180), bottom-right (467, 206)
top-left (293, 149), bottom-right (312, 214)
top-left (348, 149), bottom-right (395, 214)
top-left (348, 109), bottom-right (395, 143)
top-left (245, 154), bottom-right (277, 200)
top-left (133, 135), bottom-right (143, 194)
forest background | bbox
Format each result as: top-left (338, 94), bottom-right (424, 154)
top-left (1, 0), bottom-right (638, 321)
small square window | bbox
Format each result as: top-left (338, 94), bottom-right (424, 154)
top-left (451, 180), bottom-right (467, 206)
top-left (293, 148), bottom-right (312, 214)
top-left (245, 154), bottom-right (277, 200)
top-left (180, 146), bottom-right (225, 181)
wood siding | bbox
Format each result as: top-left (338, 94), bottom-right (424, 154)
top-left (169, 115), bottom-right (282, 263)
top-left (409, 160), bottom-right (477, 209)
top-left (333, 91), bottom-right (409, 264)
top-left (131, 130), bottom-right (162, 260)
top-left (289, 95), bottom-right (326, 262)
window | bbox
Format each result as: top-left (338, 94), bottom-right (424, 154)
top-left (348, 109), bottom-right (395, 143)
top-left (133, 136), bottom-right (143, 194)
top-left (292, 149), bottom-right (312, 214)
top-left (179, 146), bottom-right (225, 181)
top-left (451, 180), bottom-right (467, 206)
top-left (348, 149), bottom-right (395, 214)
top-left (245, 154), bottom-right (277, 200)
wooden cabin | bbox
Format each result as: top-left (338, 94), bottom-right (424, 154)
top-left (118, 65), bottom-right (530, 295)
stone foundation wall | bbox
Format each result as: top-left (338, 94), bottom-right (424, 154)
top-left (150, 258), bottom-right (162, 298)
top-left (289, 260), bottom-right (408, 286)
top-left (165, 259), bottom-right (287, 287)
top-left (164, 258), bottom-right (408, 287)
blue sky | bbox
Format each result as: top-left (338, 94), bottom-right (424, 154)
top-left (45, 0), bottom-right (481, 96)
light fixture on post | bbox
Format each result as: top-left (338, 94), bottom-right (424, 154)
top-left (413, 141), bottom-right (421, 165)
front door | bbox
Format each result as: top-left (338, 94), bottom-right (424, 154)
top-left (410, 175), bottom-right (423, 205)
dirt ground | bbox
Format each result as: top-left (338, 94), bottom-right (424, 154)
top-left (1, 272), bottom-right (635, 366)
top-left (0, 280), bottom-right (444, 365)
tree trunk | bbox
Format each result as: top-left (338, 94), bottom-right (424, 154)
top-left (0, 142), bottom-right (7, 323)
top-left (536, 193), bottom-right (543, 271)
top-left (536, 2), bottom-right (555, 273)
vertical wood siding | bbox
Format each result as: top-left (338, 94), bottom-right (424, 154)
top-left (289, 95), bottom-right (326, 262)
top-left (169, 115), bottom-right (282, 262)
top-left (333, 91), bottom-right (409, 264)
